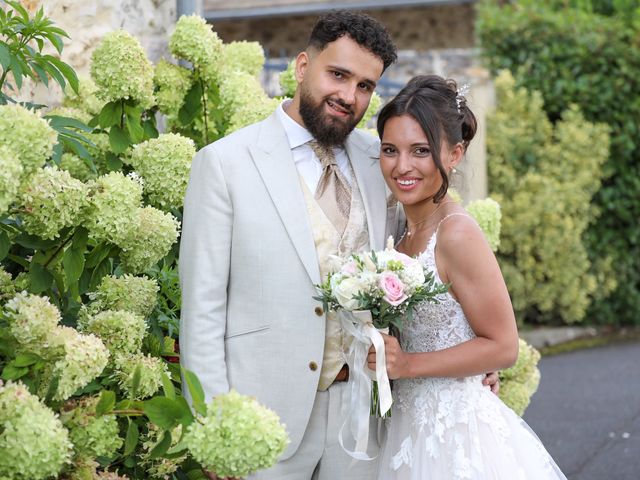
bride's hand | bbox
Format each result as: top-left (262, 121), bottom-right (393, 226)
top-left (367, 333), bottom-right (410, 380)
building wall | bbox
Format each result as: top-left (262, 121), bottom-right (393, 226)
top-left (210, 4), bottom-right (476, 57)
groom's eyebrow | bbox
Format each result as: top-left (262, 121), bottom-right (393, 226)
top-left (329, 65), bottom-right (377, 89)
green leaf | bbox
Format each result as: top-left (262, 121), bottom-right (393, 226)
top-left (42, 61), bottom-right (66, 90)
top-left (30, 62), bottom-right (49, 86)
top-left (96, 390), bottom-right (116, 416)
top-left (72, 227), bottom-right (89, 252)
top-left (45, 115), bottom-right (93, 132)
top-left (29, 263), bottom-right (53, 293)
top-left (1, 364), bottom-right (29, 380)
top-left (143, 397), bottom-right (183, 429)
top-left (12, 352), bottom-right (41, 367)
top-left (98, 102), bottom-right (122, 128)
top-left (43, 370), bottom-right (61, 403)
top-left (10, 55), bottom-right (24, 90)
top-left (182, 368), bottom-right (206, 416)
top-left (149, 431), bottom-right (172, 459)
top-left (125, 115), bottom-right (145, 144)
top-left (129, 364), bottom-right (142, 400)
top-left (105, 153), bottom-right (123, 171)
top-left (123, 420), bottom-right (139, 456)
top-left (13, 233), bottom-right (58, 250)
top-left (48, 56), bottom-right (78, 94)
top-left (0, 42), bottom-right (10, 71)
top-left (161, 372), bottom-right (176, 400)
top-left (142, 118), bottom-right (159, 139)
top-left (178, 81), bottom-right (203, 125)
top-left (109, 124), bottom-right (131, 154)
top-left (85, 243), bottom-right (111, 268)
top-left (89, 256), bottom-right (112, 292)
top-left (0, 230), bottom-right (10, 261)
top-left (63, 246), bottom-right (85, 284)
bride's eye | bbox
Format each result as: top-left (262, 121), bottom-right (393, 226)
top-left (414, 147), bottom-right (430, 156)
top-left (381, 146), bottom-right (396, 155)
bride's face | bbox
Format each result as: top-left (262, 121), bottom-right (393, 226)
top-left (380, 114), bottom-right (459, 207)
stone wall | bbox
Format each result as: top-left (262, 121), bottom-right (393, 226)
top-left (210, 3), bottom-right (476, 57)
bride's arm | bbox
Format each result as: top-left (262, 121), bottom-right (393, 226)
top-left (374, 216), bottom-right (519, 380)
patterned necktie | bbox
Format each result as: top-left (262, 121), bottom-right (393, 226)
top-left (309, 140), bottom-right (352, 234)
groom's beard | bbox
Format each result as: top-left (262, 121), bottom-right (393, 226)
top-left (299, 86), bottom-right (362, 148)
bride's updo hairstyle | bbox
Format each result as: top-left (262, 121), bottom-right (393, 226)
top-left (376, 75), bottom-right (477, 203)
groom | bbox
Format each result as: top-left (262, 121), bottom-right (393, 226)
top-left (180, 10), bottom-right (495, 480)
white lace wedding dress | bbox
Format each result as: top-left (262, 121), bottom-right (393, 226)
top-left (378, 215), bottom-right (567, 480)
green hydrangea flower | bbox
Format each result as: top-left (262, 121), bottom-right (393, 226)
top-left (19, 166), bottom-right (89, 240)
top-left (219, 71), bottom-right (269, 112)
top-left (0, 104), bottom-right (57, 176)
top-left (86, 172), bottom-right (143, 246)
top-left (4, 292), bottom-right (61, 350)
top-left (0, 267), bottom-right (16, 303)
top-left (79, 310), bottom-right (147, 357)
top-left (154, 59), bottom-right (193, 115)
top-left (90, 30), bottom-right (155, 109)
top-left (0, 381), bottom-right (73, 480)
top-left (59, 152), bottom-right (95, 182)
top-left (184, 390), bottom-right (289, 478)
top-left (61, 396), bottom-right (123, 459)
top-left (113, 352), bottom-right (168, 400)
top-left (140, 424), bottom-right (187, 479)
top-left (222, 41), bottom-right (265, 76)
top-left (227, 97), bottom-right (281, 134)
top-left (498, 338), bottom-right (541, 416)
top-left (41, 326), bottom-right (110, 401)
top-left (63, 77), bottom-right (104, 117)
top-left (279, 59), bottom-right (297, 97)
top-left (119, 207), bottom-right (180, 274)
top-left (0, 145), bottom-right (23, 215)
top-left (357, 91), bottom-right (382, 129)
top-left (466, 197), bottom-right (502, 252)
top-left (169, 15), bottom-right (223, 82)
top-left (88, 274), bottom-right (159, 318)
top-left (128, 133), bottom-right (195, 210)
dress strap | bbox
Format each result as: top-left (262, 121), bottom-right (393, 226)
top-left (433, 213), bottom-right (476, 244)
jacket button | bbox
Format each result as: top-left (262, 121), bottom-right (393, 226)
top-left (309, 361), bottom-right (318, 371)
top-left (314, 306), bottom-right (324, 316)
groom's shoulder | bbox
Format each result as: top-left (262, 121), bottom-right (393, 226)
top-left (202, 119), bottom-right (266, 157)
top-left (351, 127), bottom-right (380, 148)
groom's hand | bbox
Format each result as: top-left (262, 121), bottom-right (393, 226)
top-left (367, 333), bottom-right (409, 380)
top-left (483, 371), bottom-right (500, 394)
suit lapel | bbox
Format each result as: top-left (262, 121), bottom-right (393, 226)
top-left (249, 113), bottom-right (321, 285)
top-left (346, 133), bottom-right (387, 251)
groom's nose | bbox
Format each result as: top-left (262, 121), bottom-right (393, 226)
top-left (337, 82), bottom-right (357, 106)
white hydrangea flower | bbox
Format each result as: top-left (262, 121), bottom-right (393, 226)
top-left (0, 382), bottom-right (73, 480)
top-left (128, 133), bottom-right (195, 210)
top-left (42, 326), bottom-right (110, 401)
top-left (119, 207), bottom-right (180, 274)
top-left (169, 15), bottom-right (223, 82)
top-left (0, 104), bottom-right (58, 176)
top-left (183, 390), bottom-right (289, 478)
top-left (90, 30), bottom-right (155, 108)
top-left (19, 166), bottom-right (90, 240)
top-left (0, 145), bottom-right (23, 215)
top-left (466, 197), bottom-right (502, 252)
top-left (86, 171), bottom-right (143, 246)
top-left (87, 274), bottom-right (159, 318)
top-left (154, 59), bottom-right (193, 115)
top-left (79, 309), bottom-right (147, 357)
top-left (221, 41), bottom-right (265, 77)
top-left (113, 352), bottom-right (168, 400)
top-left (4, 292), bottom-right (61, 350)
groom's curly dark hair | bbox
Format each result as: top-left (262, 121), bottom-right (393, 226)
top-left (307, 10), bottom-right (397, 72)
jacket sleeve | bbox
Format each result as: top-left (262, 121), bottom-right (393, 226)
top-left (179, 145), bottom-right (232, 403)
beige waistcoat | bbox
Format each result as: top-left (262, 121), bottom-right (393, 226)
top-left (299, 170), bottom-right (370, 391)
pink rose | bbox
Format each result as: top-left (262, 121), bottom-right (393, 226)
top-left (379, 272), bottom-right (408, 306)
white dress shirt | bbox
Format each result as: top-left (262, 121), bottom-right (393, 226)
top-left (276, 100), bottom-right (353, 194)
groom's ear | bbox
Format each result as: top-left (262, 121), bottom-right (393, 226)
top-left (295, 51), bottom-right (310, 83)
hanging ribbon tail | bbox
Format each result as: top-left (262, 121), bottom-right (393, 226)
top-left (337, 310), bottom-right (393, 461)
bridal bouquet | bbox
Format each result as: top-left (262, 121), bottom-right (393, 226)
top-left (314, 237), bottom-right (447, 459)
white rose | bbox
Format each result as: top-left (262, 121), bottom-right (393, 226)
top-left (333, 276), bottom-right (366, 310)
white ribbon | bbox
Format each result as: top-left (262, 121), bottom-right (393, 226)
top-left (338, 310), bottom-right (393, 460)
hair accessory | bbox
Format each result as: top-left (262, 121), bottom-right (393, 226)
top-left (456, 83), bottom-right (470, 112)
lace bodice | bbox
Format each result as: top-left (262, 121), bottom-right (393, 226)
top-left (394, 214), bottom-right (483, 413)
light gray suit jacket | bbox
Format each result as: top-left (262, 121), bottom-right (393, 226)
top-left (179, 111), bottom-right (402, 459)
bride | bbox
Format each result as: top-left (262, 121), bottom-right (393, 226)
top-left (370, 75), bottom-right (567, 479)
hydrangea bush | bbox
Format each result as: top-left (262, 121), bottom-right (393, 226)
top-left (498, 339), bottom-right (542, 416)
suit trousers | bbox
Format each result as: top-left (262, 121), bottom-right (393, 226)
top-left (252, 381), bottom-right (382, 479)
